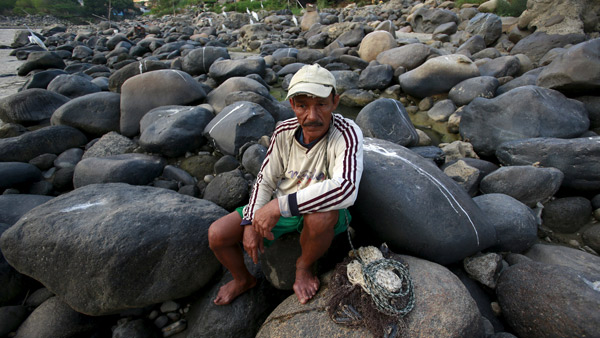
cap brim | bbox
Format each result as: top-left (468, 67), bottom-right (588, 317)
top-left (285, 83), bottom-right (333, 100)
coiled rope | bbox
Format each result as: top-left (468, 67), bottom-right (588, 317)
top-left (346, 228), bottom-right (415, 317)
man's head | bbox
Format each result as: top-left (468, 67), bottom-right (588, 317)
top-left (287, 64), bottom-right (340, 143)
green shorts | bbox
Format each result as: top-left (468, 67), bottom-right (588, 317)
top-left (236, 205), bottom-right (350, 246)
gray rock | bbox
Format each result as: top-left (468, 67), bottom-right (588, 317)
top-left (47, 74), bottom-right (101, 99)
top-left (582, 224), bottom-right (600, 253)
top-left (496, 260), bottom-right (600, 338)
top-left (17, 51), bottom-right (66, 76)
top-left (139, 106), bottom-right (213, 158)
top-left (108, 60), bottom-right (169, 93)
top-left (206, 77), bottom-right (270, 114)
top-left (0, 89), bottom-right (70, 125)
top-left (257, 254), bottom-right (484, 338)
top-left (427, 99), bottom-right (456, 122)
top-left (51, 92), bottom-right (121, 137)
top-left (204, 101), bottom-right (275, 157)
top-left (223, 91), bottom-right (294, 123)
top-left (472, 47), bottom-right (501, 60)
top-left (357, 63), bottom-right (393, 90)
top-left (536, 38), bottom-right (600, 95)
top-left (524, 243), bottom-right (600, 277)
top-left (180, 154), bottom-right (218, 181)
top-left (354, 138), bottom-right (496, 264)
top-left (410, 7), bottom-right (459, 33)
top-left (375, 43), bottom-right (431, 71)
top-left (465, 13), bottom-right (502, 46)
top-left (575, 95), bottom-right (600, 131)
top-left (338, 89), bottom-right (377, 107)
top-left (120, 69), bottom-right (206, 137)
top-left (0, 223), bottom-right (24, 306)
top-left (355, 98), bottom-right (419, 147)
top-left (242, 144), bottom-right (267, 177)
top-left (457, 35), bottom-right (487, 56)
top-left (495, 68), bottom-right (543, 95)
top-left (214, 155), bottom-right (239, 175)
top-left (0, 305), bottom-right (28, 337)
top-left (460, 86), bottom-right (589, 157)
top-left (162, 165), bottom-right (195, 186)
top-left (297, 49), bottom-right (325, 64)
top-left (496, 137), bottom-right (600, 191)
top-left (331, 70), bottom-right (359, 94)
top-left (82, 132), bottom-right (135, 160)
top-left (209, 57), bottom-right (267, 84)
top-left (0, 123), bottom-right (27, 139)
top-left (54, 148), bottom-right (83, 169)
top-left (52, 166), bottom-right (75, 192)
top-left (29, 153), bottom-right (57, 171)
top-left (203, 170), bottom-right (249, 211)
top-left (479, 166), bottom-right (563, 207)
top-left (73, 153), bottom-right (165, 188)
top-left (15, 297), bottom-right (100, 338)
top-left (339, 55), bottom-right (369, 70)
top-left (448, 76), bottom-right (499, 106)
top-left (24, 288), bottom-right (54, 308)
top-left (399, 54), bottom-right (480, 98)
top-left (20, 69), bottom-right (68, 90)
top-left (272, 47), bottom-right (299, 64)
top-left (0, 162), bottom-right (42, 191)
top-left (477, 56), bottom-right (521, 78)
top-left (510, 31), bottom-right (587, 65)
top-left (463, 253), bottom-right (503, 288)
top-left (542, 197), bottom-right (592, 233)
top-left (473, 193), bottom-right (538, 253)
top-left (0, 183), bottom-right (227, 315)
top-left (0, 125), bottom-right (88, 163)
top-left (112, 319), bottom-right (160, 338)
top-left (0, 194), bottom-right (52, 225)
top-left (442, 159), bottom-right (480, 196)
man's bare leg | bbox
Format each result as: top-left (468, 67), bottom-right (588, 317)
top-left (208, 212), bottom-right (257, 305)
top-left (294, 210), bottom-right (338, 304)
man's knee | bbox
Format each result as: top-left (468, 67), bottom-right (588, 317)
top-left (303, 210), bottom-right (339, 234)
top-left (208, 212), bottom-right (242, 249)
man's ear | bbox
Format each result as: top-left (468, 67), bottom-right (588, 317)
top-left (332, 94), bottom-right (340, 110)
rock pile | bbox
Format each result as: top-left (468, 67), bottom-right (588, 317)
top-left (1, 0), bottom-right (599, 337)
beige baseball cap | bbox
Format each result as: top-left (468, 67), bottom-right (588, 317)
top-left (285, 64), bottom-right (337, 100)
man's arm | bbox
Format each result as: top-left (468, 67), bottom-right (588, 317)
top-left (278, 117), bottom-right (364, 216)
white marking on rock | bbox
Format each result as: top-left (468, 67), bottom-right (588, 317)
top-left (60, 201), bottom-right (105, 213)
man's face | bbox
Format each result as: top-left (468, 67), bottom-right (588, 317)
top-left (290, 93), bottom-right (340, 143)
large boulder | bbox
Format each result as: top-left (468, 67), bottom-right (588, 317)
top-left (473, 193), bottom-right (538, 253)
top-left (81, 132), bottom-right (135, 160)
top-left (399, 54), bottom-right (480, 99)
top-left (181, 46), bottom-right (230, 76)
top-left (203, 170), bottom-right (249, 211)
top-left (460, 86), bottom-right (589, 157)
top-left (73, 153), bottom-right (166, 188)
top-left (46, 74), bottom-right (101, 99)
top-left (51, 92), bottom-right (121, 137)
top-left (517, 0), bottom-right (600, 35)
top-left (410, 7), bottom-right (458, 33)
top-left (510, 31), bottom-right (586, 65)
top-left (206, 77), bottom-right (271, 114)
top-left (375, 43), bottom-right (431, 71)
top-left (208, 57), bottom-right (267, 84)
top-left (536, 38), bottom-right (600, 95)
top-left (0, 125), bottom-right (87, 163)
top-left (139, 105), bottom-right (213, 158)
top-left (524, 243), bottom-right (600, 277)
top-left (479, 165), bottom-right (564, 207)
top-left (120, 69), bottom-right (207, 137)
top-left (496, 260), bottom-right (600, 338)
top-left (465, 13), bottom-right (502, 46)
top-left (17, 51), bottom-right (66, 76)
top-left (0, 183), bottom-right (227, 315)
top-left (355, 98), bottom-right (419, 147)
top-left (0, 194), bottom-right (53, 225)
top-left (108, 60), bottom-right (169, 93)
top-left (496, 137), bottom-right (600, 191)
top-left (357, 31), bottom-right (397, 62)
top-left (204, 101), bottom-right (275, 157)
top-left (0, 89), bottom-right (70, 126)
top-left (0, 162), bottom-right (42, 191)
top-left (354, 138), bottom-right (496, 265)
top-left (257, 254), bottom-right (484, 338)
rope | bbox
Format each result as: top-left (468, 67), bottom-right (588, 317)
top-left (345, 227), bottom-right (415, 318)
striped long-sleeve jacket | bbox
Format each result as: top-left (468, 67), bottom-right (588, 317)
top-left (242, 113), bottom-right (364, 223)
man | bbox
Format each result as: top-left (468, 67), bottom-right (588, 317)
top-left (208, 64), bottom-right (364, 305)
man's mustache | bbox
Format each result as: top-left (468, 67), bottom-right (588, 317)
top-left (303, 121), bottom-right (324, 127)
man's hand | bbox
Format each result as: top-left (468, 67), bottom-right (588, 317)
top-left (242, 226), bottom-right (263, 264)
top-left (252, 199), bottom-right (280, 241)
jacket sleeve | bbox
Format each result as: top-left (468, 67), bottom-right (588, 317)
top-left (242, 122), bottom-right (292, 223)
top-left (278, 118), bottom-right (363, 216)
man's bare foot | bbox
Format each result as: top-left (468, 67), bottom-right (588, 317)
top-left (293, 267), bottom-right (320, 304)
top-left (213, 277), bottom-right (257, 305)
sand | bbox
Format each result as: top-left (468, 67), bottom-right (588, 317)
top-left (0, 29), bottom-right (27, 99)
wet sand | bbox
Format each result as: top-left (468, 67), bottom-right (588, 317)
top-left (0, 29), bottom-right (27, 99)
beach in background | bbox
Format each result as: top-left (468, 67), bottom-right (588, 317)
top-left (0, 29), bottom-right (27, 99)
